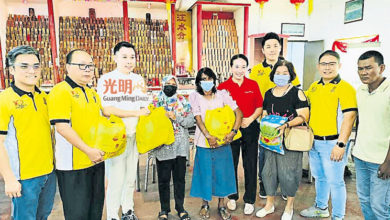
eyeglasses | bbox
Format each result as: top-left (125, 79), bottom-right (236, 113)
top-left (13, 63), bottom-right (41, 71)
top-left (319, 62), bottom-right (337, 68)
top-left (68, 63), bottom-right (95, 71)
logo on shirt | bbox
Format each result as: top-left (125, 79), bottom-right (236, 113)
top-left (311, 87), bottom-right (317, 93)
top-left (244, 91), bottom-right (254, 94)
top-left (71, 90), bottom-right (80, 98)
top-left (103, 79), bottom-right (148, 95)
top-left (258, 69), bottom-right (265, 76)
top-left (13, 100), bottom-right (27, 109)
top-left (330, 86), bottom-right (337, 93)
top-left (43, 97), bottom-right (47, 105)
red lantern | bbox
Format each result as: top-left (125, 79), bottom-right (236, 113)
top-left (290, 0), bottom-right (305, 16)
top-left (255, 0), bottom-right (269, 16)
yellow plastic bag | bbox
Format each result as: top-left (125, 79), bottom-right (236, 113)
top-left (136, 105), bottom-right (175, 154)
top-left (89, 115), bottom-right (127, 160)
top-left (204, 105), bottom-right (242, 147)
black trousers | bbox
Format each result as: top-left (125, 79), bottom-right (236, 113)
top-left (56, 162), bottom-right (105, 220)
top-left (156, 156), bottom-right (187, 213)
top-left (228, 120), bottom-right (260, 204)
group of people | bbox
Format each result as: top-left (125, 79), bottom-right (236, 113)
top-left (0, 31), bottom-right (388, 220)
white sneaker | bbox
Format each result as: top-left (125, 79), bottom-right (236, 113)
top-left (244, 203), bottom-right (254, 215)
top-left (226, 199), bottom-right (236, 211)
top-left (281, 210), bottom-right (293, 220)
top-left (255, 206), bottom-right (275, 218)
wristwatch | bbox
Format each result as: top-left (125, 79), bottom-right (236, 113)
top-left (231, 129), bottom-right (238, 134)
top-left (336, 142), bottom-right (345, 148)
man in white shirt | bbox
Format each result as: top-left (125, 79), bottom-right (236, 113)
top-left (353, 50), bottom-right (390, 220)
top-left (97, 41), bottom-right (149, 220)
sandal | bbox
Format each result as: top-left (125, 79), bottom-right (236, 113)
top-left (178, 210), bottom-right (191, 220)
top-left (158, 211), bottom-right (168, 220)
top-left (218, 207), bottom-right (232, 220)
top-left (199, 204), bottom-right (210, 219)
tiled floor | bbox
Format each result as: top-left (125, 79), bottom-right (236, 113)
top-left (0, 151), bottom-right (363, 220)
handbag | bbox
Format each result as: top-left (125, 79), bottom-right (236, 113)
top-left (284, 115), bottom-right (314, 152)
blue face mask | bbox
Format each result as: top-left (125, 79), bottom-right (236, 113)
top-left (200, 81), bottom-right (214, 92)
top-left (274, 75), bottom-right (290, 87)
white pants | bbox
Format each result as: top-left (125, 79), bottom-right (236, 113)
top-left (106, 135), bottom-right (139, 219)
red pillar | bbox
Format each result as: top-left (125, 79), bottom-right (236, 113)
top-left (171, 3), bottom-right (176, 75)
top-left (123, 0), bottom-right (129, 42)
top-left (0, 39), bottom-right (4, 89)
top-left (196, 4), bottom-right (202, 71)
top-left (244, 6), bottom-right (249, 56)
top-left (47, 0), bottom-right (60, 84)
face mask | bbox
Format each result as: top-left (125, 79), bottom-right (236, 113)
top-left (200, 81), bottom-right (214, 92)
top-left (163, 85), bottom-right (177, 97)
top-left (274, 75), bottom-right (290, 87)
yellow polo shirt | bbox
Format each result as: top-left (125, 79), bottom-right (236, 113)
top-left (0, 84), bottom-right (53, 180)
top-left (306, 75), bottom-right (357, 137)
top-left (249, 59), bottom-right (301, 98)
top-left (48, 76), bottom-right (102, 170)
top-left (353, 79), bottom-right (390, 164)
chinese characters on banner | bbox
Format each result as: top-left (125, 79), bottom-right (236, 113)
top-left (175, 11), bottom-right (193, 76)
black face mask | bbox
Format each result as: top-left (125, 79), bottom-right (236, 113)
top-left (163, 85), bottom-right (177, 97)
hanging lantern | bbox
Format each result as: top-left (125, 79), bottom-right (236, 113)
top-left (290, 0), bottom-right (305, 17)
top-left (255, 0), bottom-right (269, 17)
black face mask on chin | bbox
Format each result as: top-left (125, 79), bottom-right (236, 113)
top-left (163, 85), bottom-right (177, 97)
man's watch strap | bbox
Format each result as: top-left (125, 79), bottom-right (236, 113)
top-left (231, 129), bottom-right (238, 134)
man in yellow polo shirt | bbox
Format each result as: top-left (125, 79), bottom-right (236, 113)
top-left (0, 46), bottom-right (55, 220)
top-left (300, 50), bottom-right (357, 220)
top-left (48, 49), bottom-right (105, 220)
top-left (249, 32), bottom-right (300, 199)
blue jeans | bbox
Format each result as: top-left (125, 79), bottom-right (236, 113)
top-left (12, 172), bottom-right (56, 220)
top-left (355, 157), bottom-right (390, 220)
top-left (258, 146), bottom-right (265, 182)
top-left (309, 140), bottom-right (349, 218)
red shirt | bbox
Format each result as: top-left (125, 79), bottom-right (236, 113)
top-left (218, 77), bottom-right (263, 118)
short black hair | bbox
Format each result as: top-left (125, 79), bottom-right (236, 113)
top-left (230, 54), bottom-right (249, 67)
top-left (6, 45), bottom-right (40, 68)
top-left (318, 50), bottom-right (340, 63)
top-left (113, 41), bottom-right (136, 55)
top-left (270, 60), bottom-right (297, 83)
top-left (195, 67), bottom-right (217, 95)
top-left (358, 50), bottom-right (384, 65)
top-left (66, 49), bottom-right (88, 64)
top-left (262, 32), bottom-right (281, 47)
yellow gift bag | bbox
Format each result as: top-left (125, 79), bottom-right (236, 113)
top-left (204, 105), bottom-right (242, 147)
top-left (89, 115), bottom-right (127, 160)
top-left (136, 105), bottom-right (175, 154)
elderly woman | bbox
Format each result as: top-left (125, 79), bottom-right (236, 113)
top-left (151, 75), bottom-right (194, 220)
top-left (189, 67), bottom-right (243, 220)
top-left (256, 60), bottom-right (309, 220)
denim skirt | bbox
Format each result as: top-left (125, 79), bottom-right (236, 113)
top-left (190, 145), bottom-right (237, 201)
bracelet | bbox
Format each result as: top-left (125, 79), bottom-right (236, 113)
top-left (285, 122), bottom-right (290, 128)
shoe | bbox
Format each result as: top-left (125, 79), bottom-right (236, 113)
top-left (178, 210), bottom-right (191, 220)
top-left (332, 217), bottom-right (344, 220)
top-left (227, 199), bottom-right (237, 211)
top-left (158, 211), bottom-right (168, 220)
top-left (259, 181), bottom-right (267, 199)
top-left (218, 207), bottom-right (232, 220)
top-left (122, 210), bottom-right (138, 220)
top-left (255, 206), bottom-right (275, 218)
top-left (300, 205), bottom-right (330, 218)
top-left (281, 194), bottom-right (287, 201)
top-left (281, 210), bottom-right (293, 220)
top-left (244, 203), bottom-right (255, 215)
top-left (199, 204), bottom-right (210, 219)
